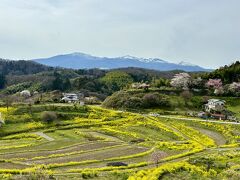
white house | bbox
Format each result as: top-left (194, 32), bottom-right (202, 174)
top-left (205, 99), bottom-right (226, 113)
top-left (61, 93), bottom-right (79, 103)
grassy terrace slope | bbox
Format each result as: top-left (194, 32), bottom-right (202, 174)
top-left (0, 104), bottom-right (240, 179)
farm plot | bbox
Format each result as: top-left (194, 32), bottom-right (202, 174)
top-left (0, 105), bottom-right (239, 179)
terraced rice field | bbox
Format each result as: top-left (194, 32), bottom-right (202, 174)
top-left (0, 105), bottom-right (240, 179)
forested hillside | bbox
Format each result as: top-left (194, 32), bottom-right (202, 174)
top-left (203, 61), bottom-right (240, 83)
top-left (1, 59), bottom-right (239, 103)
top-left (0, 59), bottom-right (178, 97)
top-left (0, 59), bottom-right (54, 75)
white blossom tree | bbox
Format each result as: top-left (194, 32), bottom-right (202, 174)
top-left (214, 87), bottom-right (224, 95)
top-left (170, 73), bottom-right (191, 90)
top-left (228, 82), bottom-right (240, 94)
top-left (20, 90), bottom-right (31, 98)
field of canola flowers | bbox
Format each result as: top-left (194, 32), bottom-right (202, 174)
top-left (0, 104), bottom-right (240, 179)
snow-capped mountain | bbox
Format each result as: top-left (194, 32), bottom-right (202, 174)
top-left (33, 52), bottom-right (211, 72)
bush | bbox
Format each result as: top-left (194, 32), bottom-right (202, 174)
top-left (102, 91), bottom-right (170, 110)
top-left (41, 111), bottom-right (57, 123)
top-left (81, 171), bottom-right (98, 179)
top-left (143, 93), bottom-right (170, 108)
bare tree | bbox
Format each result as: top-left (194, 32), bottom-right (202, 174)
top-left (2, 95), bottom-right (15, 111)
top-left (26, 98), bottom-right (34, 114)
top-left (150, 151), bottom-right (167, 167)
top-left (180, 90), bottom-right (193, 105)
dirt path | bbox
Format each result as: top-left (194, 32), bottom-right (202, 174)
top-left (194, 127), bottom-right (226, 146)
top-left (34, 132), bottom-right (54, 141)
top-left (157, 115), bottom-right (240, 125)
top-left (87, 131), bottom-right (123, 142)
top-left (146, 116), bottom-right (189, 140)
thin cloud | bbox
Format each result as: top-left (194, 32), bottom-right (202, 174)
top-left (0, 0), bottom-right (239, 68)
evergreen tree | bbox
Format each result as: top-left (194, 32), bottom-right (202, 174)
top-left (0, 74), bottom-right (6, 89)
top-left (52, 71), bottom-right (71, 91)
top-left (63, 78), bottom-right (71, 90)
top-left (52, 72), bottom-right (64, 91)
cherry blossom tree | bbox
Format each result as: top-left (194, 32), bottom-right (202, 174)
top-left (20, 90), bottom-right (31, 98)
top-left (170, 73), bottom-right (191, 90)
top-left (228, 82), bottom-right (240, 93)
top-left (206, 79), bottom-right (224, 95)
top-left (206, 79), bottom-right (222, 89)
top-left (214, 87), bottom-right (224, 95)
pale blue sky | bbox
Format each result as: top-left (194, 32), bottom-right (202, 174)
top-left (0, 0), bottom-right (239, 68)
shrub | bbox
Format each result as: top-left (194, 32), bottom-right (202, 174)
top-left (103, 91), bottom-right (170, 109)
top-left (81, 171), bottom-right (98, 179)
top-left (123, 97), bottom-right (143, 109)
top-left (180, 91), bottom-right (193, 102)
top-left (41, 111), bottom-right (57, 123)
top-left (143, 93), bottom-right (170, 108)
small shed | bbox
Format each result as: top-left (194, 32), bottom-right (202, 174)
top-left (198, 112), bottom-right (208, 119)
top-left (211, 114), bottom-right (226, 120)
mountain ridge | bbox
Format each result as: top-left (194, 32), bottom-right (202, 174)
top-left (33, 52), bottom-right (212, 72)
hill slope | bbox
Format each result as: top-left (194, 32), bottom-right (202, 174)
top-left (33, 52), bottom-right (211, 72)
top-left (203, 61), bottom-right (240, 83)
top-left (0, 59), bottom-right (54, 76)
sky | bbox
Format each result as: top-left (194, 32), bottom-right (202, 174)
top-left (0, 0), bottom-right (239, 68)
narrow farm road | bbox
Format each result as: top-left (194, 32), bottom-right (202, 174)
top-left (34, 132), bottom-right (55, 141)
top-left (156, 115), bottom-right (240, 125)
top-left (87, 131), bottom-right (124, 142)
top-left (147, 116), bottom-right (189, 140)
top-left (194, 127), bottom-right (226, 146)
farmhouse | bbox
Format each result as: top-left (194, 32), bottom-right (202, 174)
top-left (205, 99), bottom-right (225, 113)
top-left (61, 93), bottom-right (79, 103)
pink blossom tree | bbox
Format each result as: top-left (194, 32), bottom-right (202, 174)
top-left (206, 79), bottom-right (222, 89)
top-left (206, 79), bottom-right (224, 95)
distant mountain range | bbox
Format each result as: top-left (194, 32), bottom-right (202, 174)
top-left (33, 52), bottom-right (212, 72)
